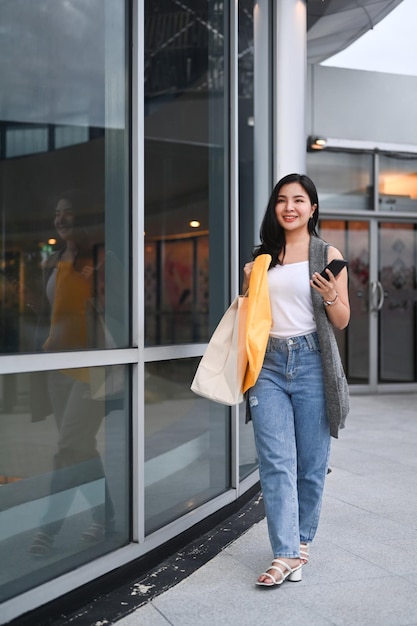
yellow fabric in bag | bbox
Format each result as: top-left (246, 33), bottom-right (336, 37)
top-left (242, 253), bottom-right (272, 393)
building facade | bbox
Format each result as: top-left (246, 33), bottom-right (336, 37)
top-left (1, 0), bottom-right (416, 622)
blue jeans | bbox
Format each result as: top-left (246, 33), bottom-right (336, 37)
top-left (249, 332), bottom-right (330, 559)
top-left (41, 372), bottom-right (114, 535)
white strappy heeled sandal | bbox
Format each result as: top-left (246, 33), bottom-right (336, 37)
top-left (300, 543), bottom-right (309, 565)
top-left (256, 559), bottom-right (303, 587)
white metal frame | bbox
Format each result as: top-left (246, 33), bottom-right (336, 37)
top-left (131, 0), bottom-right (145, 545)
top-left (230, 0), bottom-right (240, 491)
top-left (320, 137), bottom-right (417, 155)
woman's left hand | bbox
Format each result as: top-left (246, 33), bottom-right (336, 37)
top-left (310, 249), bottom-right (350, 330)
top-left (311, 268), bottom-right (338, 303)
top-left (80, 265), bottom-right (95, 282)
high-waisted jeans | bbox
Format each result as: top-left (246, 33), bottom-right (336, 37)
top-left (248, 332), bottom-right (331, 559)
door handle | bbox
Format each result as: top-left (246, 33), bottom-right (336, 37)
top-left (376, 281), bottom-right (385, 311)
top-left (370, 281), bottom-right (378, 312)
top-left (370, 281), bottom-right (385, 312)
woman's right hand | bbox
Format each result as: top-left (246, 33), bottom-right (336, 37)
top-left (242, 261), bottom-right (254, 294)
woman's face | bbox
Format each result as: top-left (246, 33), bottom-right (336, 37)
top-left (54, 198), bottom-right (75, 241)
top-left (274, 182), bottom-right (316, 233)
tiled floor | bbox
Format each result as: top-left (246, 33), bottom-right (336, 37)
top-left (114, 393), bottom-right (417, 626)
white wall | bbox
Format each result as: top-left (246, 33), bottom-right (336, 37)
top-left (307, 64), bottom-right (417, 147)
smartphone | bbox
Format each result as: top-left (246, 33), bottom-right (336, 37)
top-left (320, 259), bottom-right (348, 280)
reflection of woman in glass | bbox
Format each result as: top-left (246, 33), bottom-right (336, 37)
top-left (29, 190), bottom-right (114, 557)
top-left (42, 191), bottom-right (94, 352)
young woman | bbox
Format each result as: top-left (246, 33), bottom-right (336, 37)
top-left (242, 173), bottom-right (350, 587)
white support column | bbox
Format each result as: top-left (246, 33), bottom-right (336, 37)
top-left (273, 0), bottom-right (307, 181)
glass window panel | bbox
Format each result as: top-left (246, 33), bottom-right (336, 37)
top-left (307, 151), bottom-right (373, 211)
top-left (55, 125), bottom-right (90, 149)
top-left (239, 403), bottom-right (258, 480)
top-left (347, 221), bottom-right (370, 384)
top-left (319, 219), bottom-right (362, 382)
top-left (238, 0), bottom-right (255, 262)
top-left (0, 0), bottom-right (130, 355)
top-left (0, 366), bottom-right (130, 602)
top-left (6, 126), bottom-right (49, 158)
top-left (379, 223), bottom-right (417, 382)
top-left (379, 155), bottom-right (417, 213)
top-left (144, 0), bottom-right (228, 346)
top-left (320, 219), bottom-right (370, 385)
top-left (145, 358), bottom-right (229, 534)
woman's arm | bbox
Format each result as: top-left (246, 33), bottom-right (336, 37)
top-left (310, 247), bottom-right (350, 330)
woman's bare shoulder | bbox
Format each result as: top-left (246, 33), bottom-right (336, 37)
top-left (327, 245), bottom-right (344, 261)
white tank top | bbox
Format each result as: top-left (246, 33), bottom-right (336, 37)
top-left (268, 261), bottom-right (316, 338)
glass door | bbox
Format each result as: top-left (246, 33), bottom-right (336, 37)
top-left (310, 150), bottom-right (417, 390)
top-left (321, 219), bottom-right (417, 389)
top-left (320, 220), bottom-right (370, 385)
top-left (346, 221), bottom-right (371, 385)
top-left (378, 222), bottom-right (417, 383)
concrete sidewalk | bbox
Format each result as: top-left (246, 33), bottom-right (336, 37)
top-left (115, 393), bottom-right (417, 626)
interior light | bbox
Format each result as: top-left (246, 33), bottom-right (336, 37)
top-left (189, 220), bottom-right (200, 228)
top-left (48, 238), bottom-right (57, 245)
top-left (307, 136), bottom-right (327, 151)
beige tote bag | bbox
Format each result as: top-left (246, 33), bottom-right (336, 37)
top-left (190, 293), bottom-right (248, 405)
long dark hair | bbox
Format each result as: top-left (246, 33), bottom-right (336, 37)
top-left (53, 189), bottom-right (95, 271)
top-left (253, 173), bottom-right (319, 266)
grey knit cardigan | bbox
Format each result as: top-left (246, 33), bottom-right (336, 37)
top-left (246, 235), bottom-right (350, 439)
top-left (309, 235), bottom-right (350, 438)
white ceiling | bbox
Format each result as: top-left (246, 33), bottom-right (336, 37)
top-left (307, 0), bottom-right (405, 64)
top-left (320, 0), bottom-right (417, 76)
